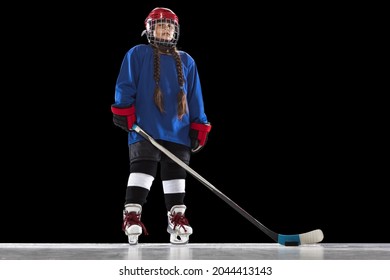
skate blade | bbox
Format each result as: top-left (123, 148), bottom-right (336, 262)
top-left (170, 234), bottom-right (190, 245)
top-left (128, 235), bottom-right (139, 245)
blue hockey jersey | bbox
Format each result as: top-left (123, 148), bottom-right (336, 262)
top-left (113, 44), bottom-right (209, 147)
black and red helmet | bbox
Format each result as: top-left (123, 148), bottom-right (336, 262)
top-left (143, 7), bottom-right (180, 47)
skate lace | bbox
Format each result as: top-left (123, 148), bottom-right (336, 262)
top-left (122, 211), bottom-right (149, 235)
top-left (170, 212), bottom-right (189, 232)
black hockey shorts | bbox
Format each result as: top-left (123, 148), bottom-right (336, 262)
top-left (128, 140), bottom-right (191, 180)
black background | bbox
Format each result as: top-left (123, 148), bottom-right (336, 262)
top-left (1, 1), bottom-right (387, 244)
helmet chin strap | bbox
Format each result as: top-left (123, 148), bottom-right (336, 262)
top-left (154, 44), bottom-right (174, 54)
top-left (155, 41), bottom-right (176, 48)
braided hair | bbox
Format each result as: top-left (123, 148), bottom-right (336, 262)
top-left (151, 44), bottom-right (187, 120)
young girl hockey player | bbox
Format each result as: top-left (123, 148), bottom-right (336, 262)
top-left (111, 7), bottom-right (211, 245)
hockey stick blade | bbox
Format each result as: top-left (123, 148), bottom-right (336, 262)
top-left (132, 124), bottom-right (324, 246)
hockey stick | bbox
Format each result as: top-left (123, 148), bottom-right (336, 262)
top-left (132, 124), bottom-right (324, 246)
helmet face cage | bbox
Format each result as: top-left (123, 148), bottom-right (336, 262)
top-left (145, 18), bottom-right (180, 47)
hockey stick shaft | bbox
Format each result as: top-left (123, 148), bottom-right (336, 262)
top-left (132, 124), bottom-right (323, 246)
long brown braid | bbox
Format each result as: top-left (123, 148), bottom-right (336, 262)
top-left (152, 45), bottom-right (187, 120)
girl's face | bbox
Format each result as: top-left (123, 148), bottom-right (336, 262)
top-left (153, 22), bottom-right (175, 41)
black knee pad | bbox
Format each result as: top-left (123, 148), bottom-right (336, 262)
top-left (160, 161), bottom-right (187, 180)
top-left (130, 160), bottom-right (158, 177)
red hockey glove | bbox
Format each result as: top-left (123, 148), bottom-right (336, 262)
top-left (111, 104), bottom-right (136, 132)
top-left (190, 122), bottom-right (212, 153)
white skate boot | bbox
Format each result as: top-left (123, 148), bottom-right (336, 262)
top-left (122, 204), bottom-right (148, 245)
top-left (167, 205), bottom-right (193, 244)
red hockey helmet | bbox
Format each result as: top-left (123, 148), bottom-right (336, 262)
top-left (145, 7), bottom-right (179, 23)
top-left (143, 7), bottom-right (180, 47)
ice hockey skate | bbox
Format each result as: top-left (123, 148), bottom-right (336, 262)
top-left (122, 204), bottom-right (148, 245)
top-left (167, 205), bottom-right (192, 244)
